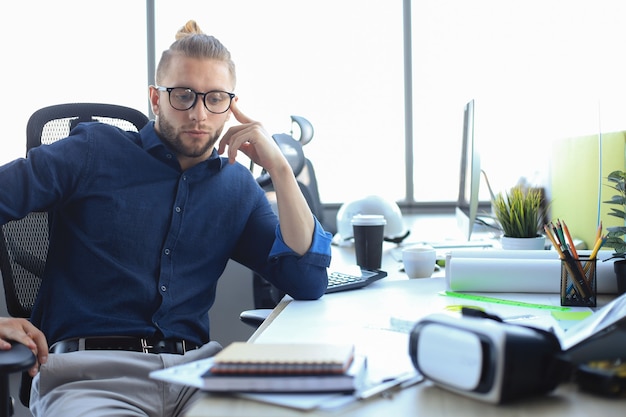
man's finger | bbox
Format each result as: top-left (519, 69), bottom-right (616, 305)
top-left (229, 99), bottom-right (254, 124)
top-left (0, 338), bottom-right (11, 350)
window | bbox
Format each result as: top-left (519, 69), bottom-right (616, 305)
top-left (154, 1), bottom-right (406, 204)
top-left (3, 1), bottom-right (626, 207)
top-left (411, 0), bottom-right (626, 202)
top-left (1, 0), bottom-right (146, 164)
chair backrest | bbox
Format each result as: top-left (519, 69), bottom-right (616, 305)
top-left (250, 115), bottom-right (324, 309)
top-left (296, 159), bottom-right (324, 224)
top-left (255, 116), bottom-right (324, 223)
top-left (0, 103), bottom-right (149, 318)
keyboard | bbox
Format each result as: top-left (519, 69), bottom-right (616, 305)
top-left (325, 269), bottom-right (388, 293)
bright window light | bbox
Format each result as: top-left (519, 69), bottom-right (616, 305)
top-left (2, 1), bottom-right (626, 206)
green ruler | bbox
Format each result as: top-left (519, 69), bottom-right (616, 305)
top-left (440, 291), bottom-right (571, 312)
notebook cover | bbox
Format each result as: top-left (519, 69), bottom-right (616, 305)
top-left (211, 342), bottom-right (355, 375)
top-left (201, 355), bottom-right (367, 393)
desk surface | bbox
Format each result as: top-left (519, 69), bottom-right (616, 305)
top-left (187, 376), bottom-right (622, 417)
top-left (187, 243), bottom-right (624, 417)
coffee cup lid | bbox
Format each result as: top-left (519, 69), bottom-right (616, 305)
top-left (351, 214), bottom-right (387, 226)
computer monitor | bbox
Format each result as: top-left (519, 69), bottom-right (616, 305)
top-left (455, 99), bottom-right (481, 240)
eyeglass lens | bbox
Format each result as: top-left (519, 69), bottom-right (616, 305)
top-left (168, 88), bottom-right (232, 113)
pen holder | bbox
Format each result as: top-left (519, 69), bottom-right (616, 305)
top-left (560, 255), bottom-right (596, 307)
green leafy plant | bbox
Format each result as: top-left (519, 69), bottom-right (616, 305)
top-left (603, 170), bottom-right (626, 257)
top-left (492, 186), bottom-right (545, 238)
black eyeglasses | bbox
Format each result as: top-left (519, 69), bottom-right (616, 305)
top-left (156, 86), bottom-right (235, 114)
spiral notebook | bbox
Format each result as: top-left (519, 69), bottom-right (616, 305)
top-left (150, 342), bottom-right (365, 393)
top-left (210, 342), bottom-right (355, 375)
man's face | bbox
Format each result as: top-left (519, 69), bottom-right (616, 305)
top-left (150, 54), bottom-right (234, 168)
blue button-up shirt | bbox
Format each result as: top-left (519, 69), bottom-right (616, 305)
top-left (0, 121), bottom-right (331, 345)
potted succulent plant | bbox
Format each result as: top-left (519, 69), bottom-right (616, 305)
top-left (492, 185), bottom-right (546, 250)
top-left (603, 170), bottom-right (626, 294)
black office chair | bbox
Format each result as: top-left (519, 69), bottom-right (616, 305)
top-left (240, 116), bottom-right (324, 327)
top-left (0, 344), bottom-right (34, 417)
top-left (0, 103), bottom-right (149, 413)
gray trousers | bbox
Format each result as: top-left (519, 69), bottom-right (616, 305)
top-left (30, 341), bottom-right (223, 417)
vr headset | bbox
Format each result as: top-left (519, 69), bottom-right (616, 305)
top-left (408, 309), bottom-right (569, 403)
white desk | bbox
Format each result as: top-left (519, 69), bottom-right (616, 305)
top-left (186, 245), bottom-right (624, 417)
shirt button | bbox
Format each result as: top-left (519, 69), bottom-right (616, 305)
top-left (166, 153), bottom-right (173, 159)
top-left (175, 207), bottom-right (181, 213)
top-left (182, 175), bottom-right (187, 181)
top-left (161, 285), bottom-right (167, 292)
top-left (164, 248), bottom-right (170, 255)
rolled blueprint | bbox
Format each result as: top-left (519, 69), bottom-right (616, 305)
top-left (445, 250), bottom-right (618, 294)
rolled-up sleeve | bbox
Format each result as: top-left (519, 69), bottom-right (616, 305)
top-left (270, 218), bottom-right (332, 263)
top-left (266, 218), bottom-right (332, 299)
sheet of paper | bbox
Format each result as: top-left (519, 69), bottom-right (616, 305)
top-left (150, 356), bottom-right (360, 411)
top-left (238, 392), bottom-right (352, 411)
top-left (559, 291), bottom-right (626, 350)
top-left (150, 357), bottom-right (214, 389)
top-left (254, 280), bottom-right (441, 383)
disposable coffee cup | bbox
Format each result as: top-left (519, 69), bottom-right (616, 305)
top-left (352, 214), bottom-right (386, 270)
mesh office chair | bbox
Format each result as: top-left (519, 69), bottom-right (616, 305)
top-left (0, 103), bottom-right (149, 413)
top-left (253, 115), bottom-right (323, 228)
top-left (240, 116), bottom-right (324, 326)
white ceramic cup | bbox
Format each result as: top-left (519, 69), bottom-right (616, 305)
top-left (402, 245), bottom-right (436, 278)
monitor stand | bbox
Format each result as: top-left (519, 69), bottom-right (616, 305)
top-left (421, 209), bottom-right (498, 250)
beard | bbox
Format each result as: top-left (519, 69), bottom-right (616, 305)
top-left (156, 115), bottom-right (223, 159)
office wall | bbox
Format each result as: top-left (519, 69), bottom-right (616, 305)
top-left (550, 131), bottom-right (626, 248)
top-left (210, 261), bottom-right (257, 345)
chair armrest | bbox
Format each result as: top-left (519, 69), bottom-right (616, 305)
top-left (0, 343), bottom-right (36, 415)
top-left (239, 309), bottom-right (273, 328)
top-left (0, 343), bottom-right (35, 375)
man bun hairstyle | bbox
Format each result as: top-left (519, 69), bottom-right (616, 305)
top-left (156, 20), bottom-right (236, 87)
top-left (175, 20), bottom-right (204, 40)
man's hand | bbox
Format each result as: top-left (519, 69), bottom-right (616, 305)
top-left (217, 99), bottom-right (289, 175)
top-left (0, 317), bottom-right (48, 376)
top-left (217, 99), bottom-right (314, 254)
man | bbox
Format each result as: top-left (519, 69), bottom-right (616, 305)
top-left (0, 20), bottom-right (331, 416)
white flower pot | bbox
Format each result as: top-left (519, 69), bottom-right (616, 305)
top-left (500, 235), bottom-right (546, 250)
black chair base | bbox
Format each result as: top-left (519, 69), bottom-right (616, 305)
top-left (0, 343), bottom-right (35, 417)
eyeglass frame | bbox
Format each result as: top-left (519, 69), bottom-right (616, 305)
top-left (155, 86), bottom-right (235, 114)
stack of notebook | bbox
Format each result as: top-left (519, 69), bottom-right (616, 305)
top-left (197, 342), bottom-right (366, 393)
